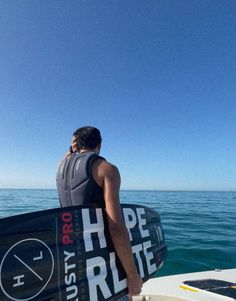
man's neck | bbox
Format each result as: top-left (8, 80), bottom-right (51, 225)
top-left (79, 148), bottom-right (96, 154)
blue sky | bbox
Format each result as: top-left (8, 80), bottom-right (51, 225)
top-left (0, 0), bottom-right (235, 191)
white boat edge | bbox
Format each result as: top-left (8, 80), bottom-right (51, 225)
top-left (132, 268), bottom-right (236, 301)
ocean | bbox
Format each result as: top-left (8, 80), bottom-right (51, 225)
top-left (0, 189), bottom-right (235, 277)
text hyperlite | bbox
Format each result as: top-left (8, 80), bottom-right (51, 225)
top-left (61, 207), bottom-right (158, 301)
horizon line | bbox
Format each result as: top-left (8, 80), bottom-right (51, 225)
top-left (0, 188), bottom-right (235, 193)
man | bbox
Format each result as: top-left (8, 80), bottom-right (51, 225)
top-left (56, 126), bottom-right (143, 300)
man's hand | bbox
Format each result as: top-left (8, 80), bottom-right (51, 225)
top-left (127, 274), bottom-right (143, 299)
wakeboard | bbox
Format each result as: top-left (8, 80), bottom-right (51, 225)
top-left (0, 204), bottom-right (167, 301)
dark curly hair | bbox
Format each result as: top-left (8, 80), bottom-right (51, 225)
top-left (73, 126), bottom-right (102, 149)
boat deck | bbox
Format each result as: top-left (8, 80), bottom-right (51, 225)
top-left (137, 269), bottom-right (236, 301)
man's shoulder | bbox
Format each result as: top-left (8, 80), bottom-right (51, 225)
top-left (93, 157), bottom-right (119, 176)
top-left (91, 157), bottom-right (120, 186)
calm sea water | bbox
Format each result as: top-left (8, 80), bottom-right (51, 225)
top-left (0, 189), bottom-right (235, 277)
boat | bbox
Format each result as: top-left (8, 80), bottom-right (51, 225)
top-left (132, 268), bottom-right (236, 300)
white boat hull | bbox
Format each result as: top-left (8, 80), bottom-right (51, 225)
top-left (133, 269), bottom-right (236, 301)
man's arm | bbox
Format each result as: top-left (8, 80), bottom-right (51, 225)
top-left (97, 161), bottom-right (143, 298)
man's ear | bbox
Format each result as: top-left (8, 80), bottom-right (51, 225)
top-left (95, 143), bottom-right (101, 154)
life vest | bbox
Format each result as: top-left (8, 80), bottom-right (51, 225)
top-left (56, 152), bottom-right (105, 207)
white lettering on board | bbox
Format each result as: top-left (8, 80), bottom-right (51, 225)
top-left (64, 251), bottom-right (78, 300)
top-left (64, 251), bottom-right (76, 274)
top-left (33, 251), bottom-right (43, 261)
top-left (66, 285), bottom-right (78, 301)
top-left (123, 208), bottom-right (137, 241)
top-left (86, 256), bottom-right (112, 301)
top-left (13, 275), bottom-right (25, 287)
top-left (109, 252), bottom-right (127, 293)
top-left (82, 208), bottom-right (107, 252)
top-left (143, 240), bottom-right (157, 275)
top-left (136, 208), bottom-right (150, 238)
top-left (83, 207), bottom-right (159, 300)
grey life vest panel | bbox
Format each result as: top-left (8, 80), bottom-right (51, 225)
top-left (56, 152), bottom-right (105, 207)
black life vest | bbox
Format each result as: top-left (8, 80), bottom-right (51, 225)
top-left (56, 152), bottom-right (105, 207)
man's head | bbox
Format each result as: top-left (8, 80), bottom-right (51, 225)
top-left (73, 126), bottom-right (102, 153)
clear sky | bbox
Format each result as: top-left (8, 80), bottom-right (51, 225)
top-left (0, 0), bottom-right (235, 191)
